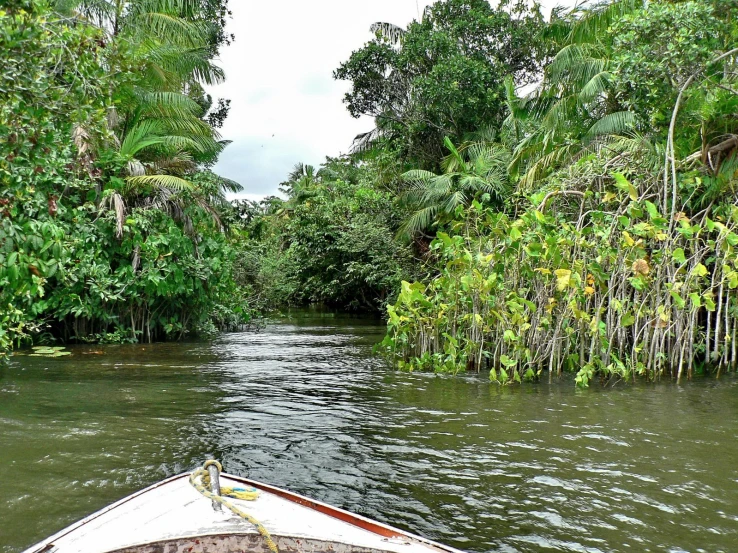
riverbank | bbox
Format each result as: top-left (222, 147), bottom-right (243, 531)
top-left (2, 312), bottom-right (737, 553)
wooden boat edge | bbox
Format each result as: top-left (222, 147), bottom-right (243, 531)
top-left (23, 473), bottom-right (188, 553)
top-left (23, 472), bottom-right (463, 553)
top-left (231, 473), bottom-right (460, 553)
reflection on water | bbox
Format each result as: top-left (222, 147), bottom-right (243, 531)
top-left (1, 310), bottom-right (737, 553)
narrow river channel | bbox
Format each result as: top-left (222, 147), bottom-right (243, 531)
top-left (1, 311), bottom-right (737, 552)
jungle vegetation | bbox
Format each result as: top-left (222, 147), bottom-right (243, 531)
top-left (245, 0), bottom-right (738, 385)
top-left (0, 0), bottom-right (253, 359)
top-left (4, 0), bottom-right (738, 387)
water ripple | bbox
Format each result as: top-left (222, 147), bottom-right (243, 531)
top-left (1, 312), bottom-right (738, 553)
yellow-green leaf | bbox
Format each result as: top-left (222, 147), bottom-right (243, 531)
top-left (554, 269), bottom-right (572, 291)
top-left (613, 172), bottom-right (638, 201)
top-left (693, 263), bottom-right (709, 277)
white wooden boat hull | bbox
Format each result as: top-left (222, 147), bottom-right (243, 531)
top-left (22, 471), bottom-right (464, 553)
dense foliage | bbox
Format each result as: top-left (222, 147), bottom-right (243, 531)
top-left (335, 0), bottom-right (547, 167)
top-left (250, 0), bottom-right (738, 386)
top-left (0, 0), bottom-right (251, 360)
top-left (6, 0), bottom-right (738, 388)
top-left (240, 158), bottom-right (418, 311)
top-left (374, 0), bottom-right (738, 385)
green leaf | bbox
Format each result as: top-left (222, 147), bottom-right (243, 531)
top-left (629, 276), bottom-right (647, 291)
top-left (644, 201), bottom-right (662, 221)
top-left (500, 354), bottom-right (517, 367)
top-left (729, 274), bottom-right (738, 289)
top-left (612, 172), bottom-right (638, 201)
top-left (672, 248), bottom-right (686, 264)
top-left (670, 291), bottom-right (685, 309)
top-left (525, 242), bottom-right (542, 257)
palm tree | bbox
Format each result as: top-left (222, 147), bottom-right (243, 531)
top-left (510, 0), bottom-right (645, 189)
top-left (398, 138), bottom-right (511, 239)
top-left (60, 0), bottom-right (231, 236)
top-left (59, 0), bottom-right (225, 152)
top-left (348, 21), bottom-right (411, 154)
top-left (279, 163), bottom-right (319, 203)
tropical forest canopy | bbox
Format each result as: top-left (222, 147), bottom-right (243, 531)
top-left (0, 0), bottom-right (251, 354)
top-left (3, 0), bottom-right (738, 387)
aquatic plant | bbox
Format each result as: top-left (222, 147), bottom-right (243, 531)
top-left (381, 161), bottom-right (738, 385)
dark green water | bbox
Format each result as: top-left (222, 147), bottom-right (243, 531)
top-left (1, 311), bottom-right (737, 553)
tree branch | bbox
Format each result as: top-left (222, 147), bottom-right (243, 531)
top-left (537, 190), bottom-right (585, 213)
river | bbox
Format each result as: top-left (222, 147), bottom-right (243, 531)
top-left (1, 311), bottom-right (737, 552)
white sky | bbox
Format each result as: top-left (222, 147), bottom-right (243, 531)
top-left (208, 0), bottom-right (565, 201)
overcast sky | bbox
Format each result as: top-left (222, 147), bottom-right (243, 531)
top-left (208, 0), bottom-right (565, 201)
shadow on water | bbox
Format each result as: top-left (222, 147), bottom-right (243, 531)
top-left (2, 310), bottom-right (738, 552)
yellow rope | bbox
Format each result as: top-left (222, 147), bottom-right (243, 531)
top-left (200, 461), bottom-right (260, 501)
top-left (189, 460), bottom-right (279, 553)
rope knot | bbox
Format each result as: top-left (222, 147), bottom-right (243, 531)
top-left (203, 459), bottom-right (223, 472)
top-left (189, 460), bottom-right (278, 553)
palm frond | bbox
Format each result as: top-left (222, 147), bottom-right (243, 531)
top-left (350, 128), bottom-right (382, 154)
top-left (586, 111), bottom-right (637, 139)
top-left (568, 0), bottom-right (644, 44)
top-left (135, 12), bottom-right (210, 48)
top-left (402, 169), bottom-right (438, 184)
top-left (443, 191), bottom-right (468, 213)
top-left (119, 120), bottom-right (165, 157)
top-left (578, 71), bottom-right (613, 104)
top-left (441, 137), bottom-right (467, 174)
top-left (216, 176), bottom-right (243, 194)
top-left (149, 153), bottom-right (196, 176)
top-left (126, 174), bottom-right (193, 193)
top-left (397, 205), bottom-right (440, 240)
top-left (370, 22), bottom-right (406, 46)
top-left (135, 91), bottom-right (201, 118)
top-left (547, 43), bottom-right (607, 85)
top-left (142, 43), bottom-right (225, 85)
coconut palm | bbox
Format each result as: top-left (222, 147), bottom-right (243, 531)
top-left (59, 0), bottom-right (232, 237)
top-left (398, 138), bottom-right (511, 238)
top-left (510, 0), bottom-right (645, 189)
top-left (275, 163), bottom-right (323, 212)
top-left (348, 21), bottom-right (411, 154)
